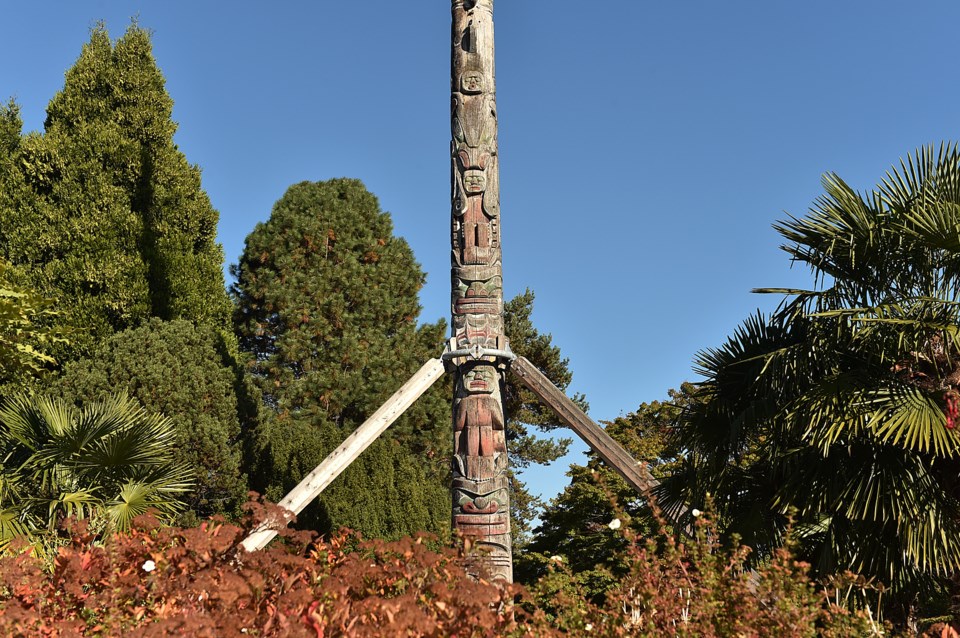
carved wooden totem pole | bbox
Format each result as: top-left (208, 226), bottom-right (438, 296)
top-left (449, 0), bottom-right (512, 581)
top-left (241, 0), bottom-right (668, 581)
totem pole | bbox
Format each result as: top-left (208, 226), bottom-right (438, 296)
top-left (242, 1), bottom-right (668, 574)
top-left (449, 0), bottom-right (513, 581)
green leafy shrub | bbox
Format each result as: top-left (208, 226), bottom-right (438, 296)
top-left (50, 318), bottom-right (252, 519)
top-left (0, 260), bottom-right (66, 398)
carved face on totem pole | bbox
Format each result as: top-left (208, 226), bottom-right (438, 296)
top-left (454, 365), bottom-right (504, 463)
top-left (450, 83), bottom-right (501, 348)
top-left (461, 72), bottom-right (483, 94)
top-left (451, 0), bottom-right (511, 581)
top-left (451, 362), bottom-right (510, 559)
top-left (453, 275), bottom-right (501, 317)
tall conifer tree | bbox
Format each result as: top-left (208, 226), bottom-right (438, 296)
top-left (233, 180), bottom-right (586, 541)
top-left (232, 178), bottom-right (451, 538)
top-left (0, 25), bottom-right (230, 359)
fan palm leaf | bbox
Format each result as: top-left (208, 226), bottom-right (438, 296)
top-left (0, 392), bottom-right (192, 546)
top-left (663, 143), bottom-right (960, 613)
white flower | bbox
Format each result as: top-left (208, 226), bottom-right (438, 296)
top-left (691, 509), bottom-right (701, 518)
top-left (550, 555), bottom-right (564, 563)
top-left (142, 559), bottom-right (156, 573)
top-left (608, 518), bottom-right (622, 530)
top-left (584, 623), bottom-right (593, 631)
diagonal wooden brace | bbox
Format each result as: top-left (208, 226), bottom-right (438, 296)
top-left (509, 355), bottom-right (660, 495)
top-left (241, 357), bottom-right (447, 552)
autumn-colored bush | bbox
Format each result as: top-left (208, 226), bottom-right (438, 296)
top-left (525, 511), bottom-right (887, 637)
top-left (0, 499), bottom-right (550, 637)
top-left (0, 497), bottom-right (927, 636)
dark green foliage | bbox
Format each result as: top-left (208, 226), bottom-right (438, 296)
top-left (661, 143), bottom-right (960, 624)
top-left (518, 384), bottom-right (698, 594)
top-left (0, 25), bottom-right (230, 360)
top-left (503, 290), bottom-right (578, 543)
top-left (504, 290), bottom-right (580, 467)
top-left (232, 178), bottom-right (451, 539)
top-left (49, 318), bottom-right (250, 519)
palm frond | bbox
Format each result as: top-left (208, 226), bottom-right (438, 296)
top-left (0, 392), bottom-right (194, 540)
top-left (667, 143), bottom-right (960, 604)
top-left (865, 386), bottom-right (959, 457)
top-left (0, 507), bottom-right (32, 546)
top-left (43, 489), bottom-right (101, 530)
top-left (105, 480), bottom-right (186, 531)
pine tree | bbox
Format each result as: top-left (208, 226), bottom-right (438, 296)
top-left (232, 178), bottom-right (451, 539)
top-left (0, 25), bottom-right (230, 360)
top-left (517, 384), bottom-right (697, 592)
top-left (502, 290), bottom-right (579, 542)
top-left (233, 181), bottom-right (587, 541)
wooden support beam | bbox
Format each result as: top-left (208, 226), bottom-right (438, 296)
top-left (241, 358), bottom-right (447, 552)
top-left (509, 355), bottom-right (659, 495)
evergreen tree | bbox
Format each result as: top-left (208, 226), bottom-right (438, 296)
top-left (0, 260), bottom-right (66, 399)
top-left (518, 384), bottom-right (697, 593)
top-left (0, 100), bottom-right (20, 159)
top-left (232, 178), bottom-right (451, 539)
top-left (502, 290), bottom-right (579, 542)
top-left (233, 182), bottom-right (585, 541)
top-left (0, 25), bottom-right (230, 359)
top-left (49, 319), bottom-right (251, 520)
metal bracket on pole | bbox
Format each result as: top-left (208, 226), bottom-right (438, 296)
top-left (441, 339), bottom-right (515, 372)
top-left (241, 357), bottom-right (447, 552)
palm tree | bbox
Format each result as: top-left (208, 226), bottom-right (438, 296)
top-left (660, 143), bottom-right (960, 618)
top-left (0, 392), bottom-right (192, 547)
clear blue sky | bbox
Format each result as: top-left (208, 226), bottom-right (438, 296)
top-left (3, 1), bottom-right (959, 504)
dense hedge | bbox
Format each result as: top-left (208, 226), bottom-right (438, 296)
top-left (50, 319), bottom-right (251, 519)
top-left (0, 498), bottom-right (909, 637)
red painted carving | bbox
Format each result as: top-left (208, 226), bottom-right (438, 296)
top-left (451, 0), bottom-right (511, 581)
top-left (453, 513), bottom-right (509, 536)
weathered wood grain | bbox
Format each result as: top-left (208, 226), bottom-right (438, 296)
top-left (450, 0), bottom-right (513, 581)
top-left (510, 356), bottom-right (660, 495)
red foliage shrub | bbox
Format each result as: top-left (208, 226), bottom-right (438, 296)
top-left (525, 511), bottom-right (889, 637)
top-left (0, 499), bottom-right (549, 637)
top-left (0, 498), bottom-right (912, 636)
